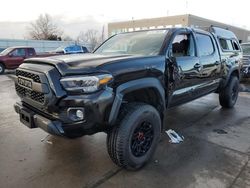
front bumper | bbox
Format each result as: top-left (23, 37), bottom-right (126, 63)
top-left (14, 64), bottom-right (115, 138)
top-left (14, 87), bottom-right (114, 137)
top-left (14, 102), bottom-right (65, 136)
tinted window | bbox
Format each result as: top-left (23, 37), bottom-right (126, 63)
top-left (82, 46), bottom-right (89, 53)
top-left (27, 48), bottom-right (35, 56)
top-left (219, 38), bottom-right (234, 51)
top-left (232, 40), bottom-right (240, 51)
top-left (227, 40), bottom-right (234, 51)
top-left (65, 45), bottom-right (82, 53)
top-left (11, 48), bottom-right (25, 57)
top-left (196, 33), bottom-right (214, 56)
top-left (172, 34), bottom-right (195, 57)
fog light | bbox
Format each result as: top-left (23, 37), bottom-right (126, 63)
top-left (67, 108), bottom-right (85, 121)
top-left (76, 110), bottom-right (84, 119)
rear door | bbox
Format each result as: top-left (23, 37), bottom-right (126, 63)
top-left (194, 32), bottom-right (221, 95)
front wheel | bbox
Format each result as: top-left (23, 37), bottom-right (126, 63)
top-left (106, 103), bottom-right (161, 170)
top-left (219, 76), bottom-right (239, 108)
top-left (0, 63), bottom-right (5, 75)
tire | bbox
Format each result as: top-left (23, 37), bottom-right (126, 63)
top-left (107, 103), bottom-right (161, 170)
top-left (0, 63), bottom-right (5, 75)
top-left (219, 76), bottom-right (239, 108)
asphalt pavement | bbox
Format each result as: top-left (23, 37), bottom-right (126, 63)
top-left (0, 73), bottom-right (249, 188)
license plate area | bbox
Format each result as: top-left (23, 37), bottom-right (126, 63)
top-left (19, 108), bottom-right (36, 128)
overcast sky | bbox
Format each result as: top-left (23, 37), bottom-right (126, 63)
top-left (0, 0), bottom-right (249, 39)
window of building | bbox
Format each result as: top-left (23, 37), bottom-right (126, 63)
top-left (196, 33), bottom-right (214, 56)
top-left (172, 34), bottom-right (195, 57)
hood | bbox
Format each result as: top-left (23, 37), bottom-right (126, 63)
top-left (23, 53), bottom-right (145, 76)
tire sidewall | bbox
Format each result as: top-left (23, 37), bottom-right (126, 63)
top-left (228, 76), bottom-right (239, 106)
top-left (120, 107), bottom-right (161, 169)
top-left (0, 63), bottom-right (4, 74)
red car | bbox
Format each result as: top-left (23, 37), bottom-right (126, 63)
top-left (0, 46), bottom-right (57, 74)
top-left (0, 46), bottom-right (38, 74)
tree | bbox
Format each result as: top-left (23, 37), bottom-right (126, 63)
top-left (77, 29), bottom-right (102, 51)
top-left (27, 14), bottom-right (62, 40)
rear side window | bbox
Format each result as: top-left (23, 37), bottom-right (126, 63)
top-left (27, 48), bottom-right (35, 56)
top-left (219, 38), bottom-right (240, 51)
top-left (196, 33), bottom-right (214, 56)
top-left (219, 38), bottom-right (233, 51)
top-left (232, 40), bottom-right (240, 51)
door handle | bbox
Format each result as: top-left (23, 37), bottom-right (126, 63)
top-left (194, 63), bottom-right (202, 69)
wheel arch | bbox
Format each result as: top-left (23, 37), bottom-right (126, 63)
top-left (0, 61), bottom-right (5, 67)
top-left (219, 67), bottom-right (240, 91)
top-left (108, 77), bottom-right (166, 126)
top-left (0, 61), bottom-right (6, 74)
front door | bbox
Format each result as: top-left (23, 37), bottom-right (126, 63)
top-left (168, 32), bottom-right (202, 106)
top-left (6, 48), bottom-right (26, 68)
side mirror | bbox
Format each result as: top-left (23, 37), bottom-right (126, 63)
top-left (8, 53), bottom-right (13, 57)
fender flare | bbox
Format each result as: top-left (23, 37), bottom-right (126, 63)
top-left (221, 66), bottom-right (240, 88)
top-left (108, 77), bottom-right (166, 125)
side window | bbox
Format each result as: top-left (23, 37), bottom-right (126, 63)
top-left (172, 34), bottom-right (195, 57)
top-left (232, 40), bottom-right (240, 51)
top-left (10, 48), bottom-right (26, 57)
top-left (27, 48), bottom-right (35, 56)
top-left (196, 33), bottom-right (214, 56)
top-left (219, 38), bottom-right (233, 51)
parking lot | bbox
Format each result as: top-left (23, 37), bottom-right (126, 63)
top-left (0, 73), bottom-right (249, 188)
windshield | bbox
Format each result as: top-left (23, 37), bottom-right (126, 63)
top-left (94, 30), bottom-right (168, 56)
top-left (0, 47), bottom-right (14, 56)
top-left (241, 44), bottom-right (250, 55)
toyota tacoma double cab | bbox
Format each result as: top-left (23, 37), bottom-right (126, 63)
top-left (14, 26), bottom-right (242, 170)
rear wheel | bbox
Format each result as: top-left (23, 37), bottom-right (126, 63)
top-left (106, 103), bottom-right (161, 170)
top-left (219, 76), bottom-right (239, 108)
top-left (0, 63), bottom-right (5, 74)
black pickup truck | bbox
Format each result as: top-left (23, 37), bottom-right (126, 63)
top-left (14, 26), bottom-right (242, 170)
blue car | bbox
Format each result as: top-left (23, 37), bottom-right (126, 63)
top-left (54, 45), bottom-right (89, 54)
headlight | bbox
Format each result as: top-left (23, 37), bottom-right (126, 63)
top-left (60, 74), bottom-right (113, 93)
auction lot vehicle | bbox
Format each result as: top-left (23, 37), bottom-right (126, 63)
top-left (0, 46), bottom-right (56, 74)
top-left (0, 46), bottom-right (37, 74)
top-left (241, 43), bottom-right (250, 77)
top-left (52, 45), bottom-right (89, 54)
top-left (14, 27), bottom-right (242, 170)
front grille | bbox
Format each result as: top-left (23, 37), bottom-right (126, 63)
top-left (16, 69), bottom-right (41, 83)
top-left (15, 69), bottom-right (45, 104)
top-left (15, 84), bottom-right (45, 104)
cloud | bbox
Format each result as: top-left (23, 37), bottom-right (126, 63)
top-left (0, 22), bottom-right (28, 39)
